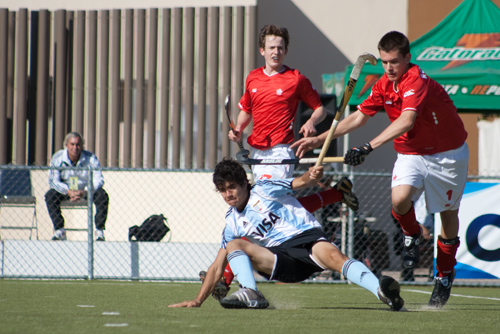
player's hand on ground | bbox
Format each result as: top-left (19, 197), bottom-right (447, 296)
top-left (308, 166), bottom-right (324, 181)
top-left (291, 137), bottom-right (322, 158)
top-left (299, 119), bottom-right (317, 138)
top-left (168, 299), bottom-right (202, 308)
top-left (344, 143), bottom-right (373, 166)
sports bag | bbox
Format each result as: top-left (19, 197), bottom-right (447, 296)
top-left (128, 214), bottom-right (170, 242)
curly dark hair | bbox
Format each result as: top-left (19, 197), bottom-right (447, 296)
top-left (258, 24), bottom-right (289, 50)
top-left (213, 158), bottom-right (249, 190)
top-left (378, 31), bottom-right (410, 56)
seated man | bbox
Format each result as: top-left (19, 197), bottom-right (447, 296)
top-left (45, 132), bottom-right (109, 241)
top-left (169, 158), bottom-right (404, 311)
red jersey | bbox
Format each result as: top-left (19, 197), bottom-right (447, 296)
top-left (239, 66), bottom-right (322, 150)
top-left (358, 64), bottom-right (467, 155)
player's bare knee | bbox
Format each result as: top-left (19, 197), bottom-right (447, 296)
top-left (225, 238), bottom-right (251, 253)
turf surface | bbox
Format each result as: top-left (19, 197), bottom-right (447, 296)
top-left (1, 280), bottom-right (499, 333)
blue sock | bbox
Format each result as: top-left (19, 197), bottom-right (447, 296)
top-left (342, 259), bottom-right (380, 299)
top-left (227, 250), bottom-right (257, 291)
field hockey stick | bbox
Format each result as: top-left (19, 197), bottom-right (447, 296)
top-left (314, 53), bottom-right (377, 167)
top-left (236, 152), bottom-right (344, 165)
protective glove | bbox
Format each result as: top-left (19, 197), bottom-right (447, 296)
top-left (344, 143), bottom-right (373, 166)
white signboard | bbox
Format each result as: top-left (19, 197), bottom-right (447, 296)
top-left (435, 182), bottom-right (500, 279)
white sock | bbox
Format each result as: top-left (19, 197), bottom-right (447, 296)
top-left (342, 259), bottom-right (380, 299)
top-left (227, 250), bottom-right (257, 291)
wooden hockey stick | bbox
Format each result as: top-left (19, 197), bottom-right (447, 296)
top-left (314, 53), bottom-right (377, 167)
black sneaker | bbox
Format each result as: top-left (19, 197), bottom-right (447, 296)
top-left (378, 275), bottom-right (404, 311)
top-left (334, 177), bottom-right (359, 211)
top-left (403, 232), bottom-right (421, 268)
top-left (199, 271), bottom-right (230, 301)
top-left (219, 286), bottom-right (269, 309)
top-left (428, 270), bottom-right (455, 308)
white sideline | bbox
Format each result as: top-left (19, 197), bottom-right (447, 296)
top-left (405, 289), bottom-right (500, 301)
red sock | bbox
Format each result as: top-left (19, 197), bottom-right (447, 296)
top-left (298, 188), bottom-right (342, 213)
top-left (223, 264), bottom-right (234, 286)
top-left (392, 205), bottom-right (421, 236)
top-left (436, 236), bottom-right (460, 277)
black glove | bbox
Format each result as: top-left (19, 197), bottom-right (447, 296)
top-left (344, 143), bottom-right (373, 166)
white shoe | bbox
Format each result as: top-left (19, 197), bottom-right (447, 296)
top-left (52, 228), bottom-right (67, 241)
top-left (95, 229), bottom-right (105, 241)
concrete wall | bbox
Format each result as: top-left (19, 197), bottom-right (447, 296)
top-left (0, 171), bottom-right (229, 244)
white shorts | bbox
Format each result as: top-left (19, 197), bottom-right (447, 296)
top-left (391, 143), bottom-right (469, 213)
top-left (251, 144), bottom-right (295, 180)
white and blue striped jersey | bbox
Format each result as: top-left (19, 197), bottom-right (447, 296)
top-left (220, 178), bottom-right (322, 249)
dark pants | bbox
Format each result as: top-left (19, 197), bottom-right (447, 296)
top-left (45, 188), bottom-right (109, 230)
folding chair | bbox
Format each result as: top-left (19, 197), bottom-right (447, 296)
top-left (60, 198), bottom-right (88, 234)
top-left (0, 169), bottom-right (38, 240)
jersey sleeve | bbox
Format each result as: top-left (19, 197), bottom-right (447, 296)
top-left (399, 72), bottom-right (429, 116)
top-left (357, 80), bottom-right (386, 116)
top-left (296, 74), bottom-right (322, 110)
top-left (238, 70), bottom-right (255, 114)
top-left (220, 226), bottom-right (235, 249)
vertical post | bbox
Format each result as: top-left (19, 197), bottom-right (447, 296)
top-left (208, 7), bottom-right (219, 169)
top-left (146, 8), bottom-right (158, 169)
top-left (123, 9), bottom-right (134, 168)
top-left (99, 10), bottom-right (109, 166)
top-left (184, 8), bottom-right (195, 169)
top-left (0, 9), bottom-right (8, 165)
top-left (74, 11), bottom-right (86, 136)
top-left (110, 9), bottom-right (121, 168)
top-left (53, 10), bottom-right (67, 153)
top-left (221, 7), bottom-right (232, 158)
top-left (130, 242), bottom-right (139, 280)
top-left (135, 9), bottom-right (146, 168)
top-left (35, 10), bottom-right (51, 166)
top-left (87, 164), bottom-right (95, 280)
top-left (171, 8), bottom-right (183, 169)
top-left (16, 9), bottom-right (28, 164)
top-left (234, 7), bottom-right (245, 135)
top-left (196, 8), bottom-right (207, 169)
top-left (87, 11), bottom-right (97, 152)
top-left (159, 9), bottom-right (171, 168)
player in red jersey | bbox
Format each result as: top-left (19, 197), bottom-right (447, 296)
top-left (292, 31), bottom-right (468, 308)
top-left (229, 24), bottom-right (327, 181)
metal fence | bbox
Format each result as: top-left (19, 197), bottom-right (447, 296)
top-left (1, 165), bottom-right (499, 286)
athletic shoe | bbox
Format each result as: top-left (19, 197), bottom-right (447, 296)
top-left (95, 229), bottom-right (105, 241)
top-left (334, 177), bottom-right (359, 211)
top-left (199, 271), bottom-right (230, 301)
top-left (219, 286), bottom-right (269, 309)
top-left (428, 269), bottom-right (455, 308)
top-left (402, 232), bottom-right (421, 268)
top-left (52, 228), bottom-right (67, 241)
top-left (378, 275), bottom-right (404, 311)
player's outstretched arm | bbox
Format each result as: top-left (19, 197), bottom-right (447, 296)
top-left (168, 249), bottom-right (228, 308)
top-left (228, 111), bottom-right (252, 142)
top-left (299, 106), bottom-right (327, 137)
top-left (292, 110), bottom-right (370, 158)
top-left (291, 166), bottom-right (324, 190)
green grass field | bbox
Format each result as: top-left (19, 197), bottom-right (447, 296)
top-left (1, 280), bottom-right (499, 334)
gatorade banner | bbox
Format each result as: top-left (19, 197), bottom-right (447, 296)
top-left (435, 182), bottom-right (500, 279)
top-left (344, 0), bottom-right (500, 111)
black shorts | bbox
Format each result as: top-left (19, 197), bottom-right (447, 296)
top-left (257, 229), bottom-right (329, 283)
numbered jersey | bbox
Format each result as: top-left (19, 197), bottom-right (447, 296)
top-left (358, 64), bottom-right (467, 155)
top-left (220, 178), bottom-right (321, 249)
